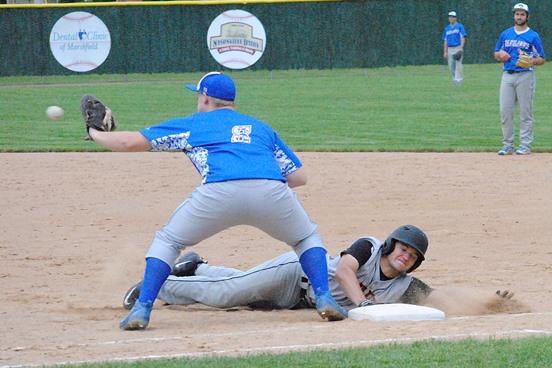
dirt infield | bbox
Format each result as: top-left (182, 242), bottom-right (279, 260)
top-left (2, 152), bottom-right (551, 367)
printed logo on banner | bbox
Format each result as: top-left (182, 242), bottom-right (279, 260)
top-left (49, 12), bottom-right (111, 72)
top-left (208, 10), bottom-right (266, 70)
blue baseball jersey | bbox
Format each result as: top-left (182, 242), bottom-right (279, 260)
top-left (140, 109), bottom-right (302, 184)
top-left (495, 27), bottom-right (546, 71)
top-left (442, 23), bottom-right (467, 47)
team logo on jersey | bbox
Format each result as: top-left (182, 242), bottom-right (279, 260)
top-left (231, 125), bottom-right (252, 143)
top-left (504, 39), bottom-right (531, 49)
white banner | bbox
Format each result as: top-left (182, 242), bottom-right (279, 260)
top-left (49, 12), bottom-right (111, 73)
top-left (208, 10), bottom-right (266, 70)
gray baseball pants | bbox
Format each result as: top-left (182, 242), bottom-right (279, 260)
top-left (145, 179), bottom-right (323, 266)
top-left (447, 45), bottom-right (464, 83)
top-left (499, 71), bottom-right (536, 149)
top-left (158, 251), bottom-right (306, 309)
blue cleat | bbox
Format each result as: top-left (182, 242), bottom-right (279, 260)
top-left (497, 146), bottom-right (514, 155)
top-left (315, 290), bottom-right (347, 321)
top-left (515, 146), bottom-right (531, 155)
top-left (119, 300), bottom-right (153, 330)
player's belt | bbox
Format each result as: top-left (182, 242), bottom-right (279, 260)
top-left (298, 276), bottom-right (311, 306)
top-left (507, 70), bottom-right (529, 74)
top-left (290, 277), bottom-right (313, 309)
top-left (299, 276), bottom-right (309, 297)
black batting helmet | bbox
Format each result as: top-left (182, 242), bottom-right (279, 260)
top-left (381, 225), bottom-right (429, 272)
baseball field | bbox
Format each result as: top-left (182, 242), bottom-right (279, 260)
top-left (2, 66), bottom-right (552, 367)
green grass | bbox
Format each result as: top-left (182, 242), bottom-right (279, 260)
top-left (60, 336), bottom-right (552, 367)
top-left (2, 65), bottom-right (551, 152)
top-left (2, 66), bottom-right (552, 366)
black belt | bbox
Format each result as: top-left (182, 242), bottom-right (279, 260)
top-left (299, 276), bottom-right (309, 299)
top-left (507, 70), bottom-right (528, 74)
top-left (292, 276), bottom-right (313, 309)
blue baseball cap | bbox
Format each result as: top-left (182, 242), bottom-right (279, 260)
top-left (185, 72), bottom-right (236, 101)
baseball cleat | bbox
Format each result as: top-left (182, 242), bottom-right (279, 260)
top-left (123, 281), bottom-right (142, 310)
top-left (315, 290), bottom-right (348, 321)
top-left (497, 146), bottom-right (514, 155)
top-left (496, 290), bottom-right (515, 299)
top-left (515, 146), bottom-right (531, 155)
top-left (172, 252), bottom-right (206, 277)
top-left (119, 300), bottom-right (153, 331)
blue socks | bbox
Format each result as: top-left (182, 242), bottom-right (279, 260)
top-left (138, 257), bottom-right (171, 304)
top-left (299, 247), bottom-right (329, 294)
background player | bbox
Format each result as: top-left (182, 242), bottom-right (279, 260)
top-left (494, 3), bottom-right (546, 155)
top-left (442, 11), bottom-right (467, 85)
top-left (123, 225), bottom-right (518, 314)
top-left (87, 72), bottom-right (347, 330)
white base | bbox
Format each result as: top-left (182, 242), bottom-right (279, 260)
top-left (348, 303), bottom-right (445, 322)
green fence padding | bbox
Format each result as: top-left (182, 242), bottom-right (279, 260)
top-left (1, 0), bottom-right (550, 76)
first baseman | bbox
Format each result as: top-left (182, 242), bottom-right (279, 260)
top-left (87, 72), bottom-right (347, 330)
top-left (494, 3), bottom-right (546, 155)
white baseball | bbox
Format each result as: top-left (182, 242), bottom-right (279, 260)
top-left (46, 106), bottom-right (64, 120)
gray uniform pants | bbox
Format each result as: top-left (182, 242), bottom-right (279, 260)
top-left (447, 45), bottom-right (464, 83)
top-left (499, 71), bottom-right (536, 149)
top-left (158, 251), bottom-right (305, 309)
top-left (145, 180), bottom-right (323, 266)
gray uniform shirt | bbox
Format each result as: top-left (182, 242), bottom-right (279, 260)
top-left (307, 237), bottom-right (432, 311)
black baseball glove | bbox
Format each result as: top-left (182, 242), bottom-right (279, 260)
top-left (452, 50), bottom-right (463, 61)
top-left (80, 94), bottom-right (116, 140)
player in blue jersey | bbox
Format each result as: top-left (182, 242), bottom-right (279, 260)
top-left (87, 72), bottom-right (347, 330)
top-left (494, 3), bottom-right (546, 156)
top-left (442, 11), bottom-right (467, 85)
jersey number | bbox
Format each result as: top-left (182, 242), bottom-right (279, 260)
top-left (231, 125), bottom-right (252, 143)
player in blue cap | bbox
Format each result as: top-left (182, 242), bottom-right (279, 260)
top-left (87, 72), bottom-right (348, 330)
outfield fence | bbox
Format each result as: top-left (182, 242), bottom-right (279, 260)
top-left (1, 0), bottom-right (551, 77)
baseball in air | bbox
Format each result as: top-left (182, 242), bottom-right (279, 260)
top-left (46, 105), bottom-right (64, 120)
